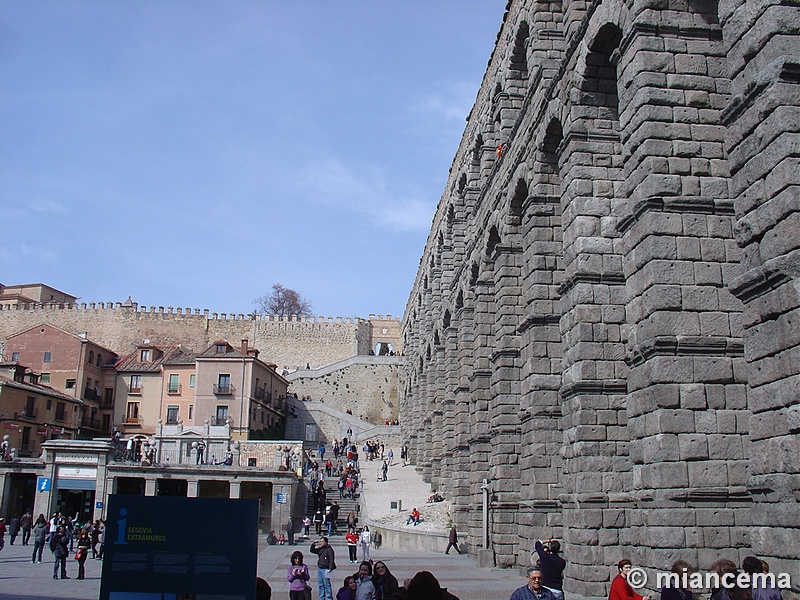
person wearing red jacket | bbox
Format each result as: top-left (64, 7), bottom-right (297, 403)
top-left (345, 528), bottom-right (358, 563)
top-left (610, 560), bottom-right (652, 600)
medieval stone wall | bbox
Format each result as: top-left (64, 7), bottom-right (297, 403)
top-left (400, 0), bottom-right (799, 597)
top-left (288, 359), bottom-right (400, 425)
top-left (0, 301), bottom-right (399, 371)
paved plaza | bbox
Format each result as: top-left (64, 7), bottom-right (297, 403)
top-left (0, 535), bottom-right (523, 600)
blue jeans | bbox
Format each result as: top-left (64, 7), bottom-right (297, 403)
top-left (318, 568), bottom-right (333, 600)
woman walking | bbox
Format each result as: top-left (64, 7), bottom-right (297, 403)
top-left (345, 528), bottom-right (359, 563)
top-left (75, 529), bottom-right (91, 579)
top-left (286, 550), bottom-right (310, 600)
top-left (30, 514), bottom-right (47, 563)
top-left (359, 526), bottom-right (371, 562)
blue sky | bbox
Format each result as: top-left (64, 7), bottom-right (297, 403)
top-left (0, 2), bottom-right (503, 319)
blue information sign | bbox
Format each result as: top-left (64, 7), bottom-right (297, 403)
top-left (276, 492), bottom-right (288, 504)
top-left (37, 477), bottom-right (51, 492)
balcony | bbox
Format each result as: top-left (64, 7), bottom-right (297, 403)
top-left (83, 388), bottom-right (100, 401)
top-left (254, 388), bottom-right (266, 400)
top-left (212, 416), bottom-right (230, 426)
top-left (213, 384), bottom-right (235, 395)
top-left (167, 384), bottom-right (182, 395)
top-left (129, 386), bottom-right (142, 395)
top-left (166, 417), bottom-right (180, 424)
top-left (19, 409), bottom-right (37, 420)
top-left (125, 416), bottom-right (143, 426)
top-left (81, 417), bottom-right (102, 431)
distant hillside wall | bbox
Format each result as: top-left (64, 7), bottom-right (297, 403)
top-left (287, 357), bottom-right (401, 425)
top-left (0, 302), bottom-right (399, 370)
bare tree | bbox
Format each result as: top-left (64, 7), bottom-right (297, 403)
top-left (254, 284), bottom-right (312, 317)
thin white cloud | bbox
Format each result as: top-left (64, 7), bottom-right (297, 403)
top-left (29, 197), bottom-right (67, 214)
top-left (296, 158), bottom-right (435, 233)
top-left (412, 81), bottom-right (478, 123)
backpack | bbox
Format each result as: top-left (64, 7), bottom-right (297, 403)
top-left (49, 534), bottom-right (58, 552)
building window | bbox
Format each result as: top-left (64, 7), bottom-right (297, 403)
top-left (130, 375), bottom-right (142, 394)
top-left (104, 388), bottom-right (114, 405)
top-left (141, 349), bottom-right (151, 361)
top-left (11, 352), bottom-right (19, 362)
top-left (126, 402), bottom-right (140, 423)
top-left (88, 350), bottom-right (94, 363)
top-left (215, 405), bottom-right (228, 426)
top-left (66, 379), bottom-right (76, 389)
top-left (102, 414), bottom-right (111, 433)
top-left (55, 402), bottom-right (66, 421)
top-left (21, 426), bottom-right (31, 451)
top-left (46, 399), bottom-right (52, 410)
top-left (215, 374), bottom-right (232, 395)
top-left (166, 406), bottom-right (179, 424)
top-left (40, 373), bottom-right (50, 384)
top-left (43, 352), bottom-right (52, 362)
top-left (215, 344), bottom-right (226, 354)
top-left (168, 374), bottom-right (180, 394)
top-left (189, 374), bottom-right (195, 388)
top-left (305, 423), bottom-right (319, 442)
top-left (24, 396), bottom-right (36, 417)
top-left (97, 354), bottom-right (102, 366)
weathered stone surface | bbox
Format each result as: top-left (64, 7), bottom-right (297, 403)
top-left (398, 1), bottom-right (800, 597)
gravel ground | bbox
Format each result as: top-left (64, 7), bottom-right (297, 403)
top-left (357, 455), bottom-right (451, 533)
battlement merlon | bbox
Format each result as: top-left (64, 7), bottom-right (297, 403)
top-left (0, 300), bottom-right (400, 324)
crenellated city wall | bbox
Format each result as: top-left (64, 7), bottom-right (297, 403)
top-left (0, 300), bottom-right (401, 371)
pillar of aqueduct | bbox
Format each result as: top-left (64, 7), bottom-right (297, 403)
top-left (400, 0), bottom-right (799, 596)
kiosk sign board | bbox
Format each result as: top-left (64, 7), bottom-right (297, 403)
top-left (99, 494), bottom-right (258, 600)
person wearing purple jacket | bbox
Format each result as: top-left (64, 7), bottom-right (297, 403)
top-left (287, 550), bottom-right (311, 600)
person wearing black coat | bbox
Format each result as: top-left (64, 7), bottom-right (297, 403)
top-left (372, 562), bottom-right (399, 600)
top-left (50, 525), bottom-right (70, 579)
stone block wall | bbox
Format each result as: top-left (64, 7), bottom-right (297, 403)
top-left (0, 302), bottom-right (395, 374)
top-left (287, 359), bottom-right (400, 425)
top-left (400, 0), bottom-right (799, 597)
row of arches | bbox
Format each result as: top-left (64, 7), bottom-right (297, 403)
top-left (397, 0), bottom-right (781, 588)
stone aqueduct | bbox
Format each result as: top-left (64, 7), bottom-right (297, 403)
top-left (399, 0), bottom-right (799, 596)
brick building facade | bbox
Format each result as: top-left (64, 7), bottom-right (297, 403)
top-left (400, 0), bottom-right (799, 596)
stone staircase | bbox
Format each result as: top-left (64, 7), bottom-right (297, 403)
top-left (302, 479), bottom-right (362, 534)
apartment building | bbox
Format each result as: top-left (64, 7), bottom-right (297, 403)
top-left (4, 324), bottom-right (117, 438)
top-left (114, 343), bottom-right (187, 437)
top-left (0, 363), bottom-right (82, 457)
top-left (193, 340), bottom-right (287, 440)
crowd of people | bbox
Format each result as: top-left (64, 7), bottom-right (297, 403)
top-left (282, 538), bottom-right (459, 600)
top-left (0, 510), bottom-right (106, 580)
top-left (508, 539), bottom-right (785, 600)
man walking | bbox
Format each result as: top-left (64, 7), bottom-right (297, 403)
top-left (310, 536), bottom-right (335, 600)
top-left (445, 525), bottom-right (462, 555)
top-left (20, 511), bottom-right (32, 545)
top-left (286, 517), bottom-right (295, 546)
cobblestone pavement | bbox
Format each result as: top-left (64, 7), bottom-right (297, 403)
top-left (0, 535), bottom-right (522, 600)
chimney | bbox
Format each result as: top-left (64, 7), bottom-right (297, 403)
top-left (241, 339), bottom-right (249, 356)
